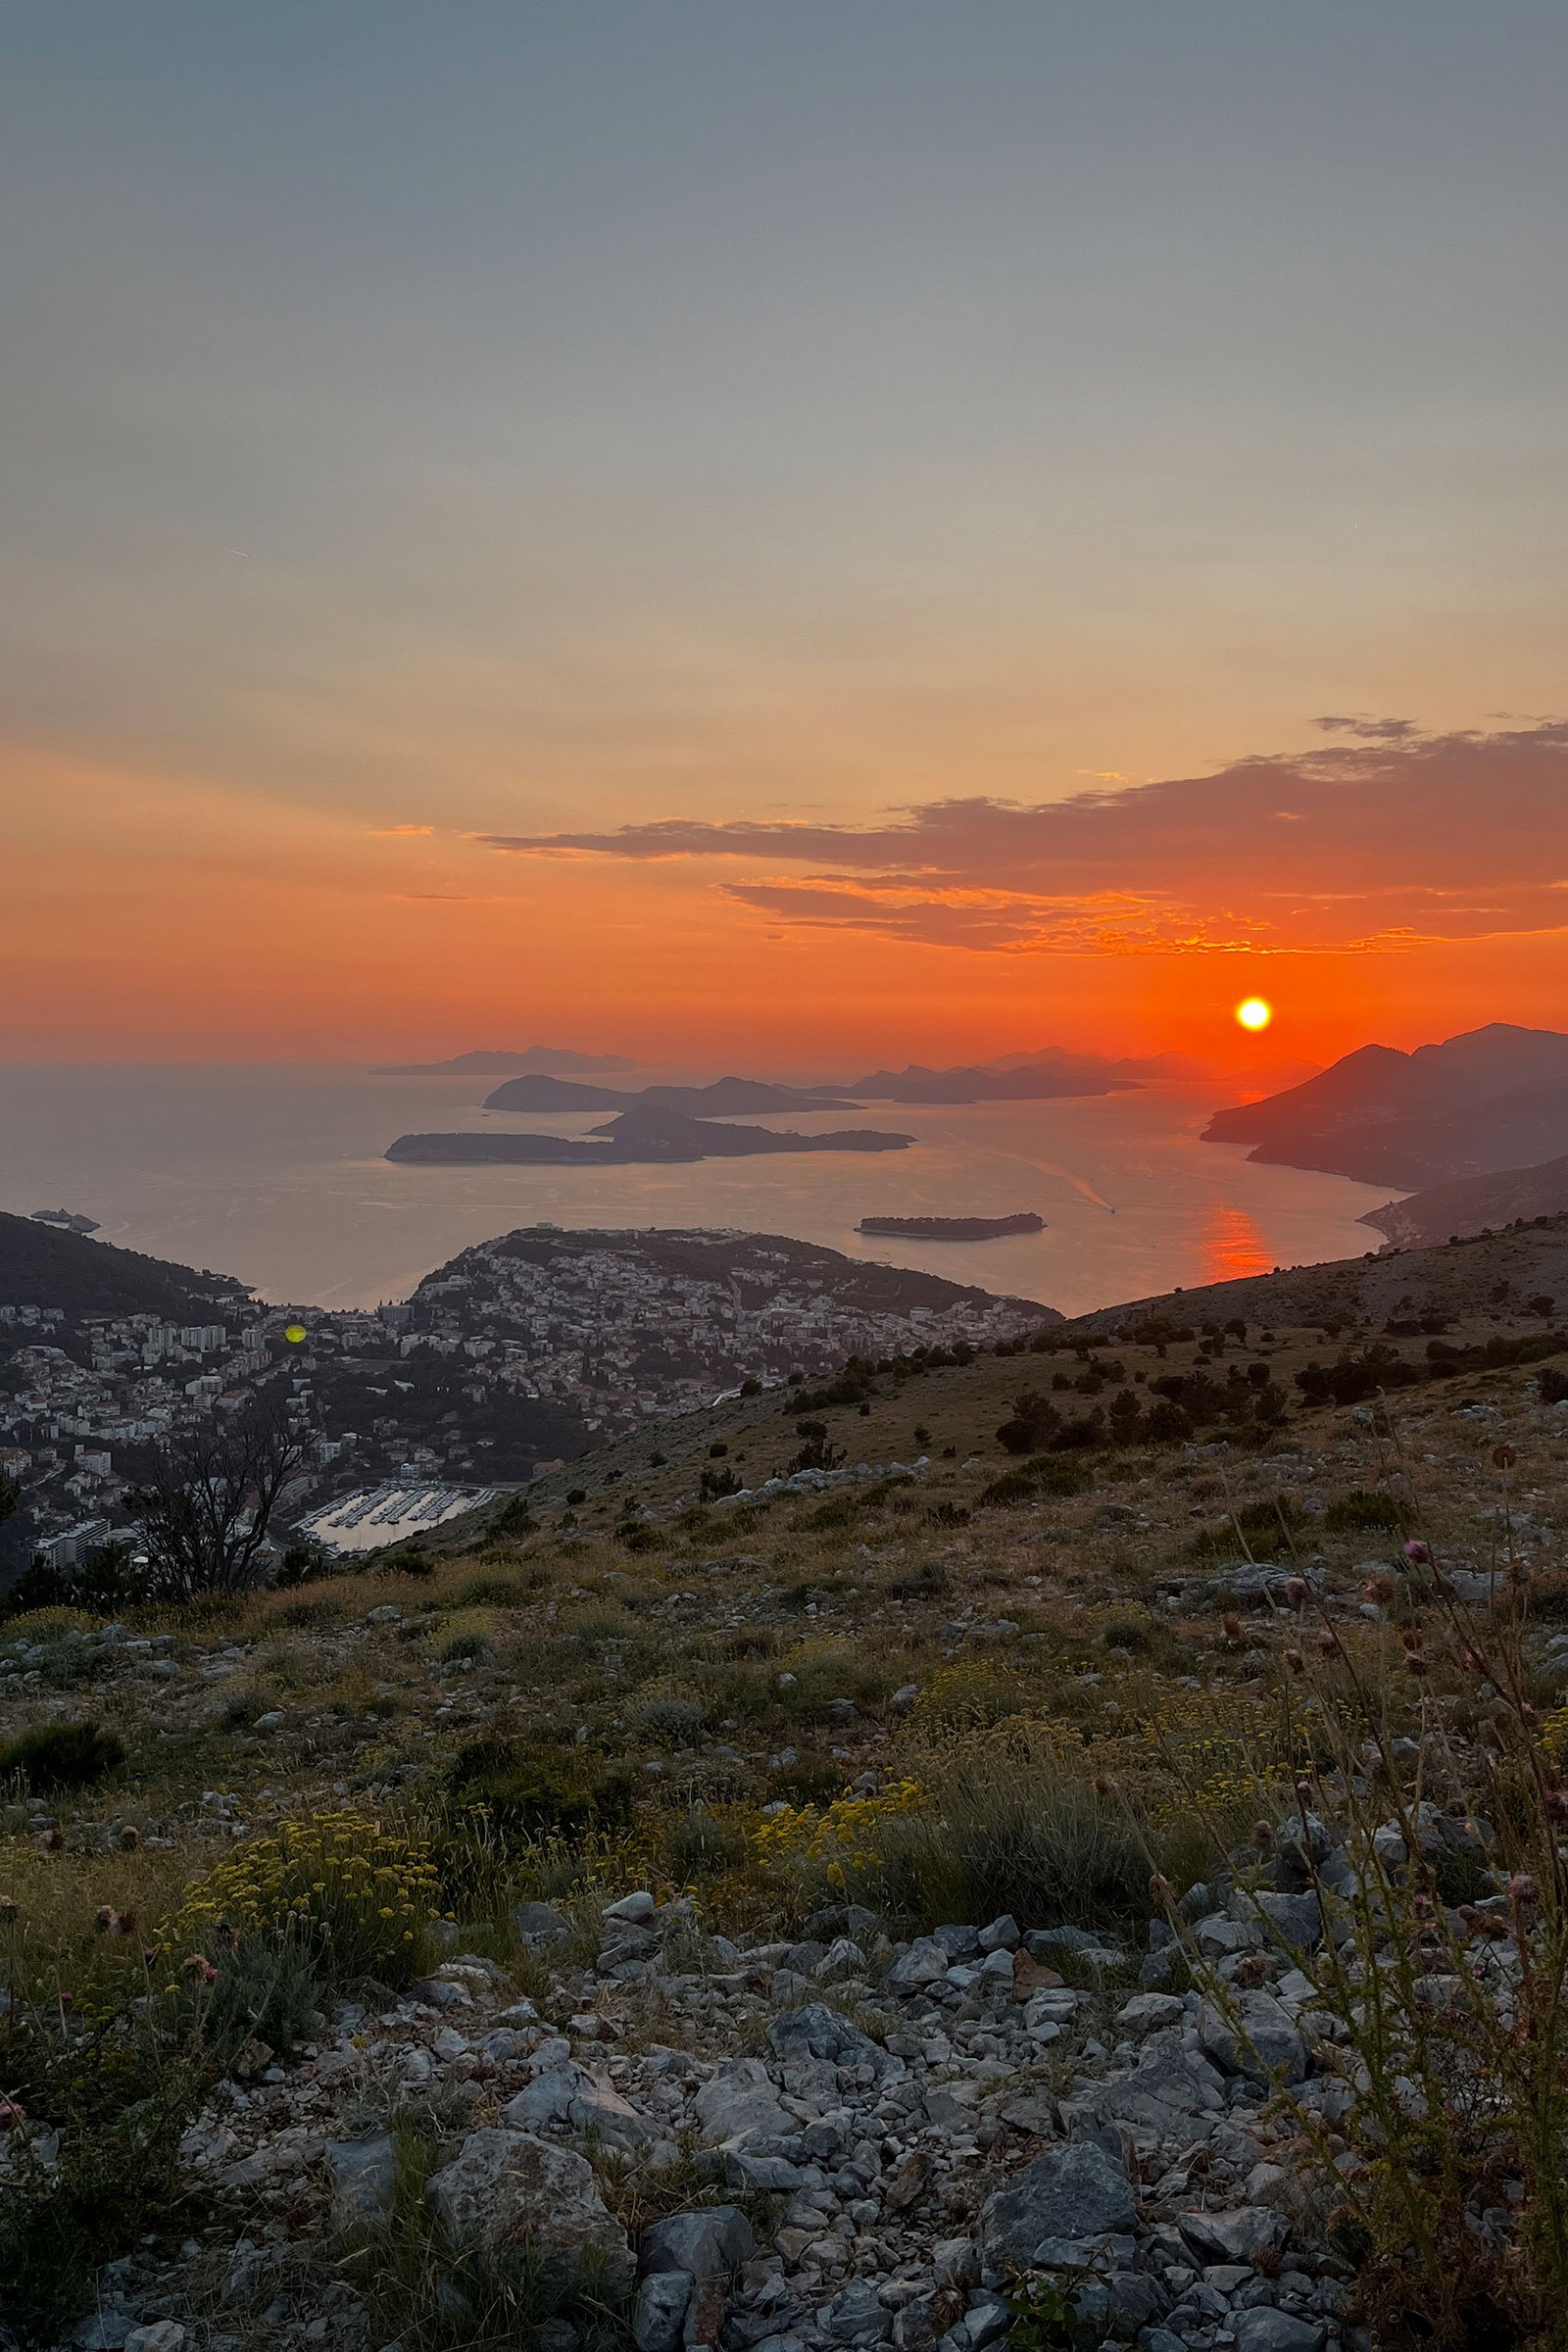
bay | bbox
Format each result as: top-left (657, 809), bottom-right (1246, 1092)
top-left (0, 1064), bottom-right (1398, 1316)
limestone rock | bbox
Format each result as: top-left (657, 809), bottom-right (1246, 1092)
top-left (1198, 1989), bottom-right (1307, 2083)
top-left (633, 2272), bottom-right (693, 2352)
top-left (502, 2062), bottom-right (651, 2148)
top-left (693, 2056), bottom-right (793, 2147)
top-left (979, 2141), bottom-right (1136, 2268)
top-left (324, 2132), bottom-right (399, 2223)
top-left (640, 2204), bottom-right (757, 2280)
top-left (424, 2128), bottom-right (631, 2279)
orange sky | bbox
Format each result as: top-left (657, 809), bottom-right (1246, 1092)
top-left (6, 10), bottom-right (1567, 1073)
top-left (8, 725), bottom-right (1567, 1073)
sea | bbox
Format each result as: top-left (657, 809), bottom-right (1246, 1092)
top-left (0, 1064), bottom-right (1400, 1319)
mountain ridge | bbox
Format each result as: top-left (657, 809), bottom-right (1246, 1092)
top-left (1202, 1022), bottom-right (1568, 1187)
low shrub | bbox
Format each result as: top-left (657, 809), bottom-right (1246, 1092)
top-left (662, 1806), bottom-right (752, 1882)
top-left (626, 1689), bottom-right (710, 1744)
top-left (201, 1921), bottom-right (324, 2061)
top-left (437, 1624), bottom-right (493, 1664)
top-left (1321, 1487), bottom-right (1411, 1535)
top-left (875, 1732), bottom-right (1150, 1932)
top-left (174, 1809), bottom-right (440, 1990)
top-left (0, 1719), bottom-right (126, 1793)
top-left (1185, 1493), bottom-right (1303, 1565)
top-left (980, 1455), bottom-right (1094, 1507)
top-left (445, 1738), bottom-right (635, 1846)
top-left (913, 1658), bottom-right (1057, 1735)
top-left (446, 1565), bottom-right (538, 1606)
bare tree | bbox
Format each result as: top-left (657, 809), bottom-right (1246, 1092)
top-left (126, 1403), bottom-right (306, 1599)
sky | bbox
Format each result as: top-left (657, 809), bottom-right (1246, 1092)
top-left (4, 2), bottom-right (1566, 1072)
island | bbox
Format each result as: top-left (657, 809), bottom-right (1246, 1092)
top-left (30, 1209), bottom-right (100, 1235)
top-left (386, 1106), bottom-right (914, 1166)
top-left (483, 1073), bottom-right (862, 1115)
top-left (857, 1212), bottom-right (1046, 1240)
top-left (840, 1058), bottom-right (1138, 1103)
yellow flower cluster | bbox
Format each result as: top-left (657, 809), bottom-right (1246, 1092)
top-left (173, 1808), bottom-right (440, 1986)
top-left (1538, 1704), bottom-right (1568, 1771)
top-left (910, 1659), bottom-right (1063, 1737)
top-left (1132, 1687), bottom-right (1302, 1833)
top-left (752, 1779), bottom-right (925, 1887)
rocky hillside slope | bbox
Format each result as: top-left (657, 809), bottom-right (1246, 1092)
top-left (6, 1217), bottom-right (1568, 2352)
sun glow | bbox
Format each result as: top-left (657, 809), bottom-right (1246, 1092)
top-left (1235, 996), bottom-right (1274, 1032)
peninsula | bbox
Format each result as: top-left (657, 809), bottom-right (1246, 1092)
top-left (857, 1212), bottom-right (1046, 1240)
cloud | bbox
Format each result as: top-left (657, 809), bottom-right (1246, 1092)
top-left (373, 822), bottom-right (436, 837)
top-left (480, 721), bottom-right (1568, 956)
top-left (1311, 714), bottom-right (1420, 741)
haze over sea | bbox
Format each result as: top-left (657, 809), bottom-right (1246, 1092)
top-left (0, 1064), bottom-right (1401, 1317)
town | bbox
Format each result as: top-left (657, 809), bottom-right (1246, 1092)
top-left (0, 1221), bottom-right (1054, 1576)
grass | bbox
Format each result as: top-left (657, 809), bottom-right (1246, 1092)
top-left (866, 1741), bottom-right (1152, 1933)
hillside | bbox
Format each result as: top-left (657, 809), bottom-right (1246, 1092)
top-left (10, 1212), bottom-right (1568, 2350)
top-left (1068, 1212), bottom-right (1568, 1340)
top-left (6, 1203), bottom-right (1560, 2342)
top-left (0, 1207), bottom-right (248, 1331)
top-left (1361, 1154), bottom-right (1568, 1250)
top-left (1203, 1020), bottom-right (1568, 1186)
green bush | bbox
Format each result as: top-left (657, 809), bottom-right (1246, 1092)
top-left (0, 1719), bottom-right (126, 1793)
top-left (1321, 1488), bottom-right (1411, 1535)
top-left (202, 1924), bottom-right (324, 2062)
top-left (870, 1748), bottom-right (1150, 1933)
top-left (626, 1690), bottom-right (710, 1744)
top-left (1184, 1494), bottom-right (1303, 1565)
top-left (438, 1625), bottom-right (493, 1664)
top-left (1, 1544), bottom-right (139, 1620)
top-left (980, 1454), bottom-right (1094, 1508)
top-left (445, 1738), bottom-right (634, 1844)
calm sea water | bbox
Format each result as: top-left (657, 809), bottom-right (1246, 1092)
top-left (0, 1065), bottom-right (1398, 1316)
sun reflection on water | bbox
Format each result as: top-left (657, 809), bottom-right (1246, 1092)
top-left (1201, 1201), bottom-right (1273, 1285)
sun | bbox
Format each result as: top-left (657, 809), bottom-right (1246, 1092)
top-left (1235, 996), bottom-right (1273, 1032)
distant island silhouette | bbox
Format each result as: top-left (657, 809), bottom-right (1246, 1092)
top-left (374, 1046), bottom-right (639, 1076)
top-left (482, 1073), bottom-right (861, 1115)
top-left (386, 1104), bottom-right (913, 1166)
top-left (857, 1212), bottom-right (1046, 1241)
top-left (837, 1057), bottom-right (1136, 1103)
